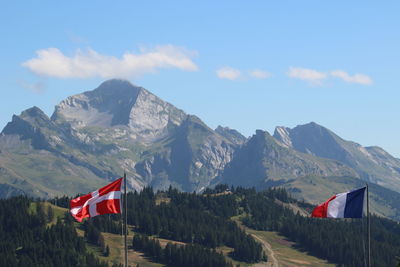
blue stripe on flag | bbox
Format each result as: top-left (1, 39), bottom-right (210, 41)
top-left (344, 187), bottom-right (366, 218)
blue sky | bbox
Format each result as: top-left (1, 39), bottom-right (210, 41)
top-left (1, 1), bottom-right (400, 157)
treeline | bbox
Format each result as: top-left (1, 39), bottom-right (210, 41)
top-left (132, 233), bottom-right (232, 267)
top-left (49, 196), bottom-right (121, 257)
top-left (126, 186), bottom-right (263, 263)
top-left (240, 188), bottom-right (400, 267)
top-left (83, 220), bottom-right (110, 257)
top-left (48, 184), bottom-right (400, 266)
top-left (84, 214), bottom-right (122, 234)
top-left (0, 196), bottom-right (108, 267)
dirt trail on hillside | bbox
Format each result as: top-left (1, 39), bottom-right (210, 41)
top-left (251, 233), bottom-right (279, 267)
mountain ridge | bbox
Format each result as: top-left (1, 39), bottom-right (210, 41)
top-left (273, 122), bottom-right (400, 191)
top-left (1, 78), bottom-right (400, 222)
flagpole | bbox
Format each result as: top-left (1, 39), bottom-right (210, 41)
top-left (366, 183), bottom-right (370, 267)
top-left (124, 172), bottom-right (128, 267)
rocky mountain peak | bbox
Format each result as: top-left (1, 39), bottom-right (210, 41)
top-left (2, 106), bottom-right (51, 135)
top-left (51, 79), bottom-right (187, 141)
top-left (20, 106), bottom-right (48, 120)
top-left (219, 128), bottom-right (358, 188)
top-left (1, 106), bottom-right (56, 150)
top-left (215, 126), bottom-right (247, 145)
top-left (272, 122), bottom-right (400, 191)
top-left (93, 79), bottom-right (140, 95)
top-left (273, 122), bottom-right (343, 157)
top-left (51, 79), bottom-right (142, 127)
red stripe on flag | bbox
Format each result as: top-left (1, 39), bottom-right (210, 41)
top-left (98, 177), bottom-right (123, 196)
top-left (311, 195), bottom-right (336, 218)
top-left (70, 192), bottom-right (93, 209)
top-left (96, 199), bottom-right (121, 215)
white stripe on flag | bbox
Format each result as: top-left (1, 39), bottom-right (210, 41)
top-left (71, 190), bottom-right (121, 217)
top-left (327, 192), bottom-right (347, 218)
top-left (86, 190), bottom-right (121, 217)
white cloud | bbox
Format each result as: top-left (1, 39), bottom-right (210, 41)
top-left (249, 69), bottom-right (271, 79)
top-left (22, 45), bottom-right (198, 79)
top-left (287, 67), bottom-right (327, 84)
top-left (216, 67), bottom-right (242, 80)
top-left (330, 70), bottom-right (373, 85)
top-left (287, 67), bottom-right (372, 86)
top-left (216, 67), bottom-right (272, 80)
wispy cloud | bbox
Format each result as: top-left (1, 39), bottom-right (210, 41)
top-left (216, 67), bottom-right (271, 80)
top-left (287, 67), bottom-right (327, 85)
top-left (330, 70), bottom-right (373, 85)
top-left (22, 45), bottom-right (198, 79)
top-left (18, 80), bottom-right (46, 94)
top-left (216, 67), bottom-right (242, 80)
top-left (249, 69), bottom-right (272, 79)
top-left (287, 67), bottom-right (372, 86)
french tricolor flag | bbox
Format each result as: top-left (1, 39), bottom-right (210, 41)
top-left (311, 187), bottom-right (366, 218)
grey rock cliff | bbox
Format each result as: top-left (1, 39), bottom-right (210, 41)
top-left (220, 129), bottom-right (357, 188)
top-left (215, 126), bottom-right (247, 145)
top-left (52, 79), bottom-right (187, 142)
top-left (273, 122), bottom-right (400, 191)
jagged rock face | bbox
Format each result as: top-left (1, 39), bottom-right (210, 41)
top-left (52, 79), bottom-right (187, 142)
top-left (273, 126), bottom-right (293, 148)
top-left (0, 80), bottom-right (237, 196)
top-left (52, 80), bottom-right (141, 127)
top-left (127, 88), bottom-right (187, 142)
top-left (215, 126), bottom-right (247, 145)
top-left (134, 116), bottom-right (236, 192)
top-left (273, 122), bottom-right (400, 191)
top-left (2, 107), bottom-right (65, 151)
top-left (274, 122), bottom-right (349, 162)
top-left (365, 146), bottom-right (400, 174)
top-left (220, 130), bottom-right (357, 188)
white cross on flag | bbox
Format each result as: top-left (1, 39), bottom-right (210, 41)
top-left (70, 177), bottom-right (123, 222)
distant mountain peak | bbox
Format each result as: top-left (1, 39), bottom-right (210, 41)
top-left (51, 79), bottom-right (187, 141)
top-left (92, 79), bottom-right (143, 96)
top-left (273, 122), bottom-right (400, 191)
top-left (215, 126), bottom-right (247, 145)
top-left (51, 79), bottom-right (142, 127)
top-left (219, 128), bottom-right (357, 188)
top-left (20, 106), bottom-right (47, 119)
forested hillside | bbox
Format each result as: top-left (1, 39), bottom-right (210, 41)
top-left (2, 186), bottom-right (400, 266)
top-left (0, 196), bottom-right (111, 267)
top-left (239, 187), bottom-right (400, 266)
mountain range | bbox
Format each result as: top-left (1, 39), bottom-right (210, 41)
top-left (1, 79), bottom-right (400, 219)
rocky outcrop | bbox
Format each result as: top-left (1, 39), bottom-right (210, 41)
top-left (273, 122), bottom-right (400, 191)
top-left (135, 116), bottom-right (236, 192)
top-left (52, 79), bottom-right (187, 142)
top-left (219, 130), bottom-right (358, 188)
top-left (215, 126), bottom-right (247, 145)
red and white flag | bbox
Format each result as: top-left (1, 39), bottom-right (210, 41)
top-left (70, 177), bottom-right (123, 222)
